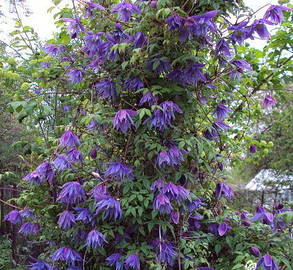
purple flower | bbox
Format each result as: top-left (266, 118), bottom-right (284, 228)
top-left (86, 229), bottom-right (107, 248)
top-left (251, 206), bottom-right (274, 225)
top-left (230, 59), bottom-right (252, 79)
top-left (212, 121), bottom-right (231, 132)
top-left (133, 32), bottom-right (146, 48)
top-left (52, 247), bottom-right (82, 265)
top-left (228, 21), bottom-right (250, 45)
top-left (111, 2), bottom-right (141, 22)
top-left (147, 101), bottom-right (182, 130)
top-left (44, 43), bottom-right (63, 57)
top-left (95, 196), bottom-right (122, 220)
top-left (250, 247), bottom-right (261, 257)
top-left (58, 210), bottom-right (76, 229)
top-left (106, 253), bottom-right (123, 270)
top-left (36, 162), bottom-right (54, 183)
top-left (4, 210), bottom-right (22, 224)
top-left (183, 63), bottom-right (206, 85)
top-left (249, 144), bottom-right (257, 154)
top-left (66, 148), bottom-right (84, 163)
top-left (125, 253), bottom-right (140, 270)
top-left (252, 19), bottom-right (272, 40)
top-left (170, 211), bottom-right (179, 224)
top-left (208, 222), bottom-right (220, 235)
top-left (104, 162), bottom-right (134, 181)
top-left (157, 151), bottom-right (171, 167)
top-left (40, 62), bottom-right (50, 68)
top-left (203, 128), bottom-right (218, 140)
top-left (95, 80), bottom-right (115, 100)
top-left (23, 171), bottom-right (42, 185)
top-left (20, 209), bottom-right (34, 218)
top-left (150, 179), bottom-right (165, 193)
top-left (163, 182), bottom-right (190, 202)
top-left (54, 154), bottom-right (71, 171)
top-left (262, 94), bottom-right (276, 108)
top-left (215, 183), bottom-right (234, 199)
top-left (165, 14), bottom-right (183, 31)
top-left (60, 130), bottom-right (80, 148)
top-left (75, 208), bottom-right (93, 224)
top-left (67, 69), bottom-right (84, 84)
top-left (87, 120), bottom-right (98, 130)
top-left (218, 222), bottom-right (231, 236)
top-left (153, 194), bottom-right (173, 214)
top-left (90, 184), bottom-right (108, 201)
top-left (84, 1), bottom-right (105, 17)
top-left (19, 222), bottom-right (39, 235)
top-left (139, 92), bottom-right (158, 107)
top-left (263, 5), bottom-right (292, 25)
top-left (242, 220), bottom-right (252, 227)
top-left (113, 109), bottom-right (136, 134)
top-left (256, 253), bottom-right (279, 270)
top-left (188, 215), bottom-right (204, 230)
top-left (214, 104), bottom-right (232, 120)
top-left (159, 242), bottom-right (177, 266)
top-left (146, 57), bottom-right (171, 74)
top-left (123, 77), bottom-right (144, 92)
top-left (186, 197), bottom-right (206, 212)
top-left (90, 148), bottom-right (97, 159)
top-left (84, 32), bottom-right (104, 58)
top-left (57, 182), bottom-right (86, 204)
top-left (62, 105), bottom-right (69, 112)
top-left (64, 15), bottom-right (85, 39)
top-left (29, 258), bottom-right (53, 270)
top-left (215, 40), bottom-right (231, 58)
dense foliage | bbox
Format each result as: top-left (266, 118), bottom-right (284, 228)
top-left (1, 0), bottom-right (293, 270)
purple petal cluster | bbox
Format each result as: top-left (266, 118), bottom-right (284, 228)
top-left (4, 210), bottom-right (22, 224)
top-left (95, 79), bottom-right (115, 100)
top-left (52, 247), bottom-right (82, 265)
top-left (123, 77), bottom-right (144, 92)
top-left (230, 59), bottom-right (252, 79)
top-left (139, 92), bottom-right (158, 107)
top-left (60, 130), bottom-right (80, 148)
top-left (58, 210), bottom-right (76, 229)
top-left (215, 40), bottom-right (231, 58)
top-left (262, 94), bottom-right (276, 108)
top-left (86, 229), bottom-right (107, 248)
top-left (67, 68), bottom-right (84, 84)
top-left (160, 242), bottom-right (177, 266)
top-left (146, 57), bottom-right (171, 74)
top-left (250, 247), bottom-right (261, 257)
top-left (19, 222), bottom-right (39, 235)
top-left (104, 162), bottom-right (134, 181)
top-left (64, 15), bottom-right (85, 39)
top-left (66, 148), bottom-right (84, 163)
top-left (44, 43), bottom-right (64, 57)
top-left (29, 258), bottom-right (53, 270)
top-left (125, 253), bottom-right (140, 270)
top-left (147, 101), bottom-right (182, 130)
top-left (95, 196), bottom-right (122, 220)
top-left (53, 153), bottom-right (71, 171)
top-left (214, 104), bottom-right (232, 120)
top-left (251, 206), bottom-right (274, 226)
top-left (157, 145), bottom-right (186, 167)
top-left (133, 32), bottom-right (146, 48)
top-left (90, 184), bottom-right (108, 201)
top-left (256, 253), bottom-right (279, 270)
top-left (153, 194), bottom-right (173, 214)
top-left (36, 162), bottom-right (55, 183)
top-left (23, 171), bottom-right (42, 185)
top-left (264, 5), bottom-right (292, 24)
top-left (111, 2), bottom-right (141, 22)
top-left (113, 109), bottom-right (136, 133)
top-left (57, 181), bottom-right (86, 204)
top-left (215, 183), bottom-right (234, 199)
top-left (75, 208), bottom-right (94, 224)
top-left (106, 253), bottom-right (123, 270)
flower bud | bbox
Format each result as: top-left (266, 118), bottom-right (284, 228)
top-left (90, 149), bottom-right (97, 159)
top-left (151, 1), bottom-right (157, 8)
top-left (250, 247), bottom-right (260, 257)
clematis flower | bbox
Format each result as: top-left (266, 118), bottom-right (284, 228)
top-left (90, 184), bottom-right (108, 201)
top-left (95, 80), bottom-right (115, 100)
top-left (263, 5), bottom-right (292, 25)
top-left (160, 242), bottom-right (177, 266)
top-left (23, 171), bottom-right (42, 185)
top-left (228, 21), bottom-right (250, 45)
top-left (218, 222), bottom-right (231, 236)
top-left (153, 194), bottom-right (173, 214)
top-left (214, 104), bottom-right (232, 120)
top-left (95, 196), bottom-right (122, 220)
top-left (157, 151), bottom-right (171, 167)
top-left (215, 40), bottom-right (231, 58)
top-left (123, 77), bottom-right (144, 92)
top-left (256, 253), bottom-right (279, 270)
top-left (29, 258), bottom-right (53, 270)
top-left (54, 154), bottom-right (71, 171)
top-left (60, 130), bottom-right (80, 148)
top-left (250, 247), bottom-right (261, 257)
top-left (125, 253), bottom-right (140, 270)
top-left (252, 19), bottom-right (272, 40)
top-left (165, 14), bottom-right (183, 31)
top-left (230, 59), bottom-right (252, 79)
top-left (4, 210), bottom-right (22, 224)
top-left (133, 32), bottom-right (146, 48)
top-left (84, 1), bottom-right (105, 17)
top-left (67, 68), bottom-right (84, 84)
top-left (58, 210), bottom-right (76, 229)
top-left (36, 162), bottom-right (54, 183)
top-left (182, 63), bottom-right (206, 85)
top-left (86, 230), bottom-right (107, 248)
top-left (66, 148), bottom-right (84, 163)
top-left (113, 109), bottom-right (136, 133)
top-left (163, 182), bottom-right (189, 202)
top-left (74, 208), bottom-right (93, 225)
top-left (188, 215), bottom-right (204, 230)
top-left (106, 253), bottom-right (123, 270)
top-left (262, 94), bottom-right (276, 108)
top-left (20, 209), bottom-right (34, 218)
top-left (64, 15), bottom-right (85, 39)
top-left (19, 222), bottom-right (39, 235)
top-left (215, 183), bottom-right (234, 199)
top-left (251, 206), bottom-right (274, 225)
top-left (213, 121), bottom-right (231, 132)
top-left (146, 57), bottom-right (171, 74)
top-left (170, 211), bottom-right (179, 224)
top-left (150, 179), bottom-right (165, 193)
top-left (186, 197), bottom-right (206, 212)
top-left (139, 92), bottom-right (158, 107)
top-left (249, 144), bottom-right (257, 154)
top-left (111, 2), bottom-right (141, 22)
top-left (44, 43), bottom-right (63, 57)
top-left (52, 247), bottom-right (82, 265)
top-left (104, 162), bottom-right (134, 181)
top-left (57, 182), bottom-right (86, 204)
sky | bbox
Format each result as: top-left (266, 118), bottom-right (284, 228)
top-left (0, 0), bottom-right (280, 45)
